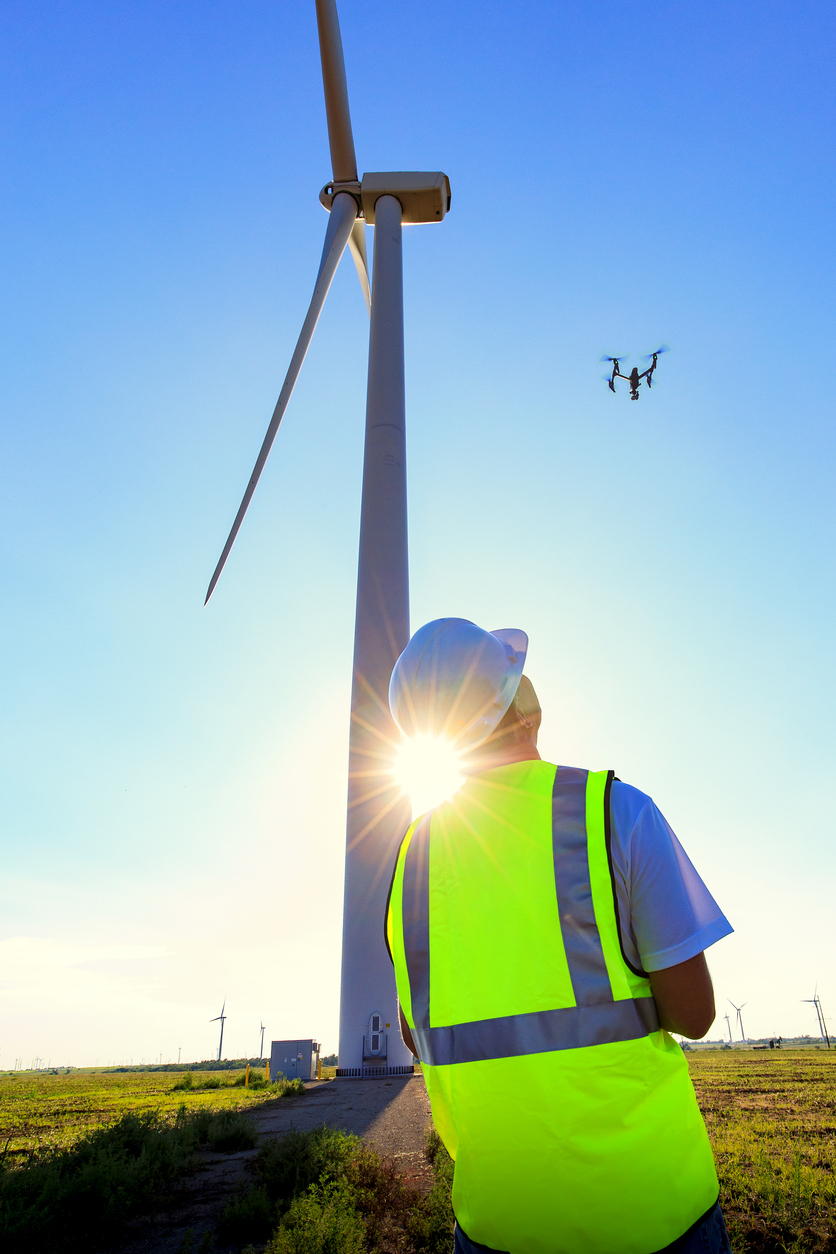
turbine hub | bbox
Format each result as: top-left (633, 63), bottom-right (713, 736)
top-left (320, 171), bottom-right (451, 223)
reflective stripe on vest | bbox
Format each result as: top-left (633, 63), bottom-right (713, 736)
top-left (399, 766), bottom-right (658, 1064)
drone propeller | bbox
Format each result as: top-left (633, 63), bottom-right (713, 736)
top-left (600, 354), bottom-right (626, 364)
top-left (642, 344), bottom-right (670, 360)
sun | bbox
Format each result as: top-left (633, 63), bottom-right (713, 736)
top-left (392, 734), bottom-right (465, 817)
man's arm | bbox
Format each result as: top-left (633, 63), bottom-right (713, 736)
top-left (399, 1005), bottom-right (418, 1058)
top-left (649, 951), bottom-right (716, 1040)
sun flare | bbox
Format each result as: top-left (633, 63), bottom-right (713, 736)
top-left (392, 734), bottom-right (465, 817)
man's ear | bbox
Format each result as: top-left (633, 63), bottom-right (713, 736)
top-left (515, 676), bottom-right (542, 733)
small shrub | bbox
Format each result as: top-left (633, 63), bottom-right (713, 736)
top-left (205, 1110), bottom-right (258, 1153)
top-left (264, 1179), bottom-right (365, 1254)
top-left (221, 1183), bottom-right (275, 1244)
top-left (222, 1123), bottom-right (456, 1254)
top-left (411, 1129), bottom-right (455, 1251)
top-left (220, 1125), bottom-right (360, 1242)
top-left (175, 1229), bottom-right (214, 1253)
top-left (276, 1077), bottom-right (306, 1098)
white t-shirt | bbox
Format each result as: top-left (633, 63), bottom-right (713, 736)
top-left (609, 781), bottom-right (733, 973)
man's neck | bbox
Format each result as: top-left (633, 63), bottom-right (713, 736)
top-left (462, 739), bottom-right (541, 775)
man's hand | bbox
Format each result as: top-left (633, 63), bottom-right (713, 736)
top-left (649, 952), bottom-right (716, 1040)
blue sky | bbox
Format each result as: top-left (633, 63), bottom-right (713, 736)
top-left (1, 0), bottom-right (834, 1064)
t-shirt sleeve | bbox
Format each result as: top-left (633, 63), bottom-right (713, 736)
top-left (609, 781), bottom-right (733, 973)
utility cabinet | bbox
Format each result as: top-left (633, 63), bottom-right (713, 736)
top-left (269, 1039), bottom-right (321, 1082)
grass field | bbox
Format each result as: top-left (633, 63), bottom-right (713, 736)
top-left (0, 1067), bottom-right (284, 1163)
top-left (688, 1049), bottom-right (836, 1252)
top-left (1, 1051), bottom-right (834, 1251)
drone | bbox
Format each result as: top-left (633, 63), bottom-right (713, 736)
top-left (601, 346), bottom-right (669, 399)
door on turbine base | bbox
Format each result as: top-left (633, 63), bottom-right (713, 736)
top-left (363, 1011), bottom-right (387, 1061)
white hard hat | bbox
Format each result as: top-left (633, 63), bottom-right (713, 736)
top-left (389, 618), bottom-right (529, 751)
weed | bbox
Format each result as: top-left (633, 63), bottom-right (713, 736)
top-left (224, 1124), bottom-right (454, 1253)
top-left (201, 1108), bottom-right (259, 1153)
top-left (262, 1179), bottom-right (366, 1254)
top-left (175, 1228), bottom-right (214, 1254)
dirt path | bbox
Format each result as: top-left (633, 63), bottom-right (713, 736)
top-left (110, 1074), bottom-right (434, 1253)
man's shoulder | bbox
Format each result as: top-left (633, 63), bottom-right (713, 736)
top-left (547, 765), bottom-right (655, 817)
top-left (610, 778), bottom-right (654, 823)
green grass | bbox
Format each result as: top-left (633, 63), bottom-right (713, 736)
top-left (688, 1049), bottom-right (836, 1252)
top-left (0, 1068), bottom-right (296, 1162)
top-left (3, 1050), bottom-right (833, 1252)
top-left (0, 1105), bottom-right (258, 1254)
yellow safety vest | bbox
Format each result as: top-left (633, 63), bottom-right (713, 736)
top-left (386, 761), bottom-right (718, 1254)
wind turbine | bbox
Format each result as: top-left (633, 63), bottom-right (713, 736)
top-left (728, 999), bottom-right (747, 1043)
top-left (211, 999), bottom-right (227, 1062)
top-left (259, 1023), bottom-right (266, 1060)
top-left (203, 0), bottom-right (450, 1076)
top-left (802, 985), bottom-right (831, 1049)
top-left (722, 1013), bottom-right (732, 1045)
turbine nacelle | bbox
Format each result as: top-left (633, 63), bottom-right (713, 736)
top-left (320, 172), bottom-right (452, 224)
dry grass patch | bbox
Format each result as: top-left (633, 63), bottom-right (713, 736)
top-left (688, 1049), bottom-right (836, 1252)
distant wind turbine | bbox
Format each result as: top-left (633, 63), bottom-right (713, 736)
top-left (722, 1013), bottom-right (733, 1045)
top-left (728, 999), bottom-right (747, 1043)
top-left (211, 999), bottom-right (227, 1062)
top-left (259, 1023), bottom-right (266, 1060)
top-left (801, 985), bottom-right (831, 1049)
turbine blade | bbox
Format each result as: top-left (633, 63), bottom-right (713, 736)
top-left (348, 219), bottom-right (371, 315)
top-left (205, 192), bottom-right (357, 604)
top-left (315, 0), bottom-right (357, 182)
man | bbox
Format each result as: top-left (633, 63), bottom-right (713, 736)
top-left (385, 618), bottom-right (733, 1254)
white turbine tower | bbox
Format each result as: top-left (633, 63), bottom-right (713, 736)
top-left (801, 986), bottom-right (831, 1049)
top-left (728, 999), bottom-right (747, 1043)
top-left (211, 999), bottom-right (227, 1062)
top-left (204, 0), bottom-right (450, 1078)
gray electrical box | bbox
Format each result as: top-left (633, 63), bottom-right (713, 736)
top-left (270, 1039), bottom-right (321, 1082)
